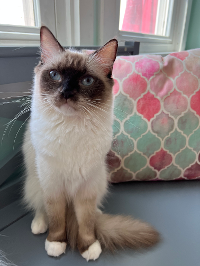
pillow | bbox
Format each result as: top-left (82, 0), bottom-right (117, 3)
top-left (108, 49), bottom-right (200, 182)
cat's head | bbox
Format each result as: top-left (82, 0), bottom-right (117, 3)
top-left (34, 26), bottom-right (118, 117)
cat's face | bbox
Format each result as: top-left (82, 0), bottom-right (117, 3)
top-left (34, 26), bottom-right (118, 117)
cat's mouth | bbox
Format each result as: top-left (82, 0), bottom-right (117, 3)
top-left (58, 99), bottom-right (78, 116)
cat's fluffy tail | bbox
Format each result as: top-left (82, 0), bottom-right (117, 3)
top-left (66, 204), bottom-right (160, 252)
top-left (95, 213), bottom-right (160, 252)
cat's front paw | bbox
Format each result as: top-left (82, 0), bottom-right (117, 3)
top-left (45, 239), bottom-right (67, 257)
top-left (31, 215), bottom-right (48, 234)
top-left (81, 240), bottom-right (102, 261)
top-left (96, 208), bottom-right (103, 214)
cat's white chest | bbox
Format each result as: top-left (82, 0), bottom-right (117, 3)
top-left (30, 112), bottom-right (112, 196)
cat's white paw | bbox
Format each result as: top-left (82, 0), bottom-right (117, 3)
top-left (97, 208), bottom-right (102, 214)
top-left (31, 215), bottom-right (48, 234)
top-left (45, 239), bottom-right (66, 257)
top-left (81, 240), bottom-right (102, 261)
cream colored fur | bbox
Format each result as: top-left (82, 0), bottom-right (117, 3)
top-left (23, 67), bottom-right (113, 259)
top-left (23, 27), bottom-right (159, 261)
top-left (23, 74), bottom-right (112, 206)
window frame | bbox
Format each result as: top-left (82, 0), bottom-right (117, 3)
top-left (0, 0), bottom-right (193, 54)
top-left (0, 0), bottom-right (81, 47)
top-left (0, 25), bottom-right (40, 46)
top-left (0, 0), bottom-right (60, 46)
top-left (0, 0), bottom-right (41, 46)
top-left (115, 0), bottom-right (193, 54)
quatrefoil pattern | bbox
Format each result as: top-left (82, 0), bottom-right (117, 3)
top-left (108, 49), bottom-right (200, 182)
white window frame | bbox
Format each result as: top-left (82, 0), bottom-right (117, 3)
top-left (0, 0), bottom-right (193, 54)
top-left (114, 0), bottom-right (193, 54)
top-left (155, 0), bottom-right (172, 37)
top-left (0, 0), bottom-right (41, 46)
top-left (0, 0), bottom-right (80, 47)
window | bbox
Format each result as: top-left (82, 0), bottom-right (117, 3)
top-left (0, 0), bottom-right (80, 47)
top-left (0, 0), bottom-right (36, 27)
top-left (0, 0), bottom-right (41, 46)
top-left (119, 0), bottom-right (172, 36)
top-left (0, 0), bottom-right (193, 52)
top-left (116, 0), bottom-right (193, 54)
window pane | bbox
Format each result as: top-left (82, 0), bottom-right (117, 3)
top-left (119, 0), bottom-right (172, 36)
top-left (0, 0), bottom-right (35, 27)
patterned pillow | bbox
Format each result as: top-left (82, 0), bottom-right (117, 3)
top-left (108, 49), bottom-right (200, 182)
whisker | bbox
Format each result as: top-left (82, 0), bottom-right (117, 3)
top-left (13, 115), bottom-right (30, 150)
top-left (84, 102), bottom-right (135, 154)
top-left (1, 123), bottom-right (11, 146)
top-left (3, 104), bottom-right (30, 130)
top-left (7, 103), bottom-right (31, 136)
top-left (0, 92), bottom-right (31, 94)
top-left (1, 105), bottom-right (31, 145)
top-left (0, 97), bottom-right (31, 106)
top-left (4, 105), bottom-right (31, 127)
top-left (84, 106), bottom-right (111, 137)
top-left (101, 101), bottom-right (135, 116)
top-left (86, 104), bottom-right (124, 155)
top-left (79, 108), bottom-right (106, 159)
top-left (86, 101), bottom-right (139, 129)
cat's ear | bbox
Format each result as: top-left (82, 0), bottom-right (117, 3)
top-left (40, 26), bottom-right (64, 63)
top-left (91, 39), bottom-right (118, 75)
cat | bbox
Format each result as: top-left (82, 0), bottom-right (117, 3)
top-left (23, 26), bottom-right (159, 261)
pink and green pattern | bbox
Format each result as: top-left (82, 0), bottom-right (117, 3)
top-left (108, 49), bottom-right (200, 182)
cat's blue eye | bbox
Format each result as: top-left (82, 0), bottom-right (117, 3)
top-left (81, 76), bottom-right (94, 86)
top-left (49, 70), bottom-right (61, 81)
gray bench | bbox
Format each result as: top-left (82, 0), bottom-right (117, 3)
top-left (1, 181), bottom-right (200, 266)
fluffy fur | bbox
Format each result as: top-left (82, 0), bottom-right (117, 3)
top-left (23, 26), bottom-right (159, 261)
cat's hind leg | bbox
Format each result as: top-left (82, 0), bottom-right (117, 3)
top-left (23, 167), bottom-right (48, 234)
top-left (31, 209), bottom-right (48, 234)
top-left (23, 127), bottom-right (48, 234)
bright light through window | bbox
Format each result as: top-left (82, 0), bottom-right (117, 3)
top-left (0, 0), bottom-right (35, 27)
top-left (119, 0), bottom-right (173, 36)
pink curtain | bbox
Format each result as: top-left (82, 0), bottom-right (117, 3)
top-left (121, 0), bottom-right (158, 35)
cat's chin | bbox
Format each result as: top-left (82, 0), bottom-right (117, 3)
top-left (59, 102), bottom-right (78, 116)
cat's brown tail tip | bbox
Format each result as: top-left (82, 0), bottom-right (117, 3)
top-left (95, 213), bottom-right (160, 252)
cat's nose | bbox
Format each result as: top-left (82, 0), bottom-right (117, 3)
top-left (61, 80), bottom-right (76, 99)
top-left (61, 88), bottom-right (75, 99)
